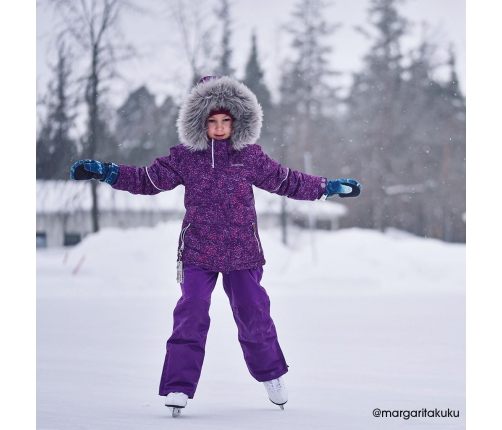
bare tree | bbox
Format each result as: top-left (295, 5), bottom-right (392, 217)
top-left (165, 0), bottom-right (216, 87)
top-left (47, 0), bottom-right (135, 232)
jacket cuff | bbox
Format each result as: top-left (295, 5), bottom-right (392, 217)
top-left (103, 163), bottom-right (119, 185)
top-left (318, 177), bottom-right (328, 200)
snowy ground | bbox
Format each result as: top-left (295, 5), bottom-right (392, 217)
top-left (37, 222), bottom-right (466, 429)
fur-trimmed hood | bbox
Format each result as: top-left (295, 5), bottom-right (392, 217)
top-left (177, 76), bottom-right (263, 151)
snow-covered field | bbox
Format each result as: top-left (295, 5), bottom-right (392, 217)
top-left (37, 222), bottom-right (465, 429)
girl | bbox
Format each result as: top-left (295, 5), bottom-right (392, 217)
top-left (70, 75), bottom-right (361, 418)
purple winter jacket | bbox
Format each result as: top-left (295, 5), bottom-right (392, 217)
top-left (112, 139), bottom-right (328, 272)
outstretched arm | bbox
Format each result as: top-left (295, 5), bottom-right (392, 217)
top-left (251, 146), bottom-right (361, 200)
top-left (252, 147), bottom-right (325, 200)
top-left (111, 157), bottom-right (183, 195)
top-left (70, 152), bottom-right (184, 195)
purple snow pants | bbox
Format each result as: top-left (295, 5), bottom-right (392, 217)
top-left (158, 264), bottom-right (288, 398)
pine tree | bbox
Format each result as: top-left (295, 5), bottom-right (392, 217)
top-left (442, 47), bottom-right (466, 242)
top-left (344, 0), bottom-right (409, 232)
top-left (115, 87), bottom-right (180, 166)
top-left (115, 86), bottom-right (158, 166)
top-left (36, 40), bottom-right (78, 180)
top-left (214, 0), bottom-right (235, 77)
top-left (343, 0), bottom-right (465, 242)
top-left (156, 95), bottom-right (180, 150)
top-left (278, 0), bottom-right (341, 172)
top-left (243, 31), bottom-right (275, 153)
top-left (405, 44), bottom-right (465, 241)
top-left (36, 123), bottom-right (54, 180)
top-left (243, 31), bottom-right (272, 111)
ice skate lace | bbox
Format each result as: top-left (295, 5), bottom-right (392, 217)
top-left (265, 378), bottom-right (284, 393)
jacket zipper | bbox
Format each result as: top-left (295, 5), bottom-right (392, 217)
top-left (178, 223), bottom-right (191, 260)
top-left (176, 223), bottom-right (191, 284)
top-left (211, 138), bottom-right (215, 168)
top-left (252, 223), bottom-right (262, 254)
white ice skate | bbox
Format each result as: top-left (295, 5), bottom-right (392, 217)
top-left (165, 392), bottom-right (188, 418)
top-left (263, 377), bottom-right (288, 409)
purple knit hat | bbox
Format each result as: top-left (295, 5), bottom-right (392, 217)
top-left (198, 75), bottom-right (222, 84)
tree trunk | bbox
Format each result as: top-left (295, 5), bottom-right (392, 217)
top-left (281, 197), bottom-right (287, 246)
top-left (88, 45), bottom-right (100, 232)
top-left (91, 180), bottom-right (99, 233)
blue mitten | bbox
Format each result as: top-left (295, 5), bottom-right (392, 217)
top-left (323, 179), bottom-right (361, 199)
top-left (70, 159), bottom-right (119, 185)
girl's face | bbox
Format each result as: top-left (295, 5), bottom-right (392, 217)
top-left (206, 114), bottom-right (233, 140)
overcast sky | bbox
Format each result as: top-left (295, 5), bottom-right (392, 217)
top-left (36, 0), bottom-right (466, 107)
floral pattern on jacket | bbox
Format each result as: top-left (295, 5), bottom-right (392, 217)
top-left (112, 139), bottom-right (327, 272)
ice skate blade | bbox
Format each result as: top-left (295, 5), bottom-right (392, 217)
top-left (270, 400), bottom-right (287, 410)
top-left (166, 405), bottom-right (184, 418)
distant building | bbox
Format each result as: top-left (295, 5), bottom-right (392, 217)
top-left (36, 180), bottom-right (347, 248)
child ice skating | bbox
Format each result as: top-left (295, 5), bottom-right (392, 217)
top-left (70, 75), bottom-right (361, 417)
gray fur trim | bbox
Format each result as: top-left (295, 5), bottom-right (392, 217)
top-left (177, 76), bottom-right (263, 151)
